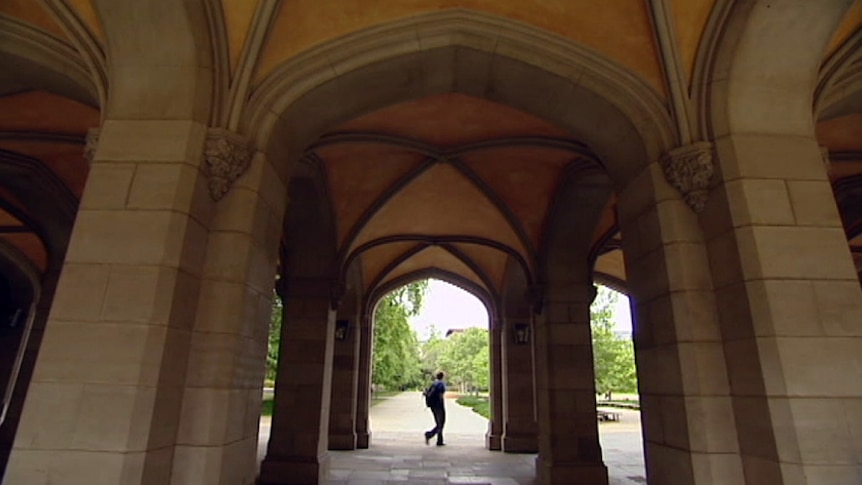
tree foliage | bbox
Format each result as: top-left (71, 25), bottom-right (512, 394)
top-left (371, 280), bottom-right (429, 390)
top-left (423, 327), bottom-right (489, 394)
top-left (591, 286), bottom-right (637, 398)
top-left (266, 293), bottom-right (282, 383)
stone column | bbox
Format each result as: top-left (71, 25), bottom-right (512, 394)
top-left (486, 320), bottom-right (503, 450)
top-left (328, 308), bottom-right (360, 450)
top-left (355, 314), bottom-right (373, 449)
top-left (3, 120), bottom-right (211, 485)
top-left (620, 154), bottom-right (743, 485)
top-left (259, 279), bottom-right (336, 485)
top-left (171, 146), bottom-right (286, 485)
top-left (703, 134), bottom-right (862, 484)
top-left (501, 317), bottom-right (538, 453)
top-left (534, 283), bottom-right (608, 485)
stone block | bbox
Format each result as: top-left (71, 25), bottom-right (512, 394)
top-left (813, 280), bottom-right (862, 336)
top-left (775, 337), bottom-right (862, 397)
top-left (101, 265), bottom-right (177, 325)
top-left (714, 133), bottom-right (826, 182)
top-left (202, 231), bottom-right (254, 282)
top-left (684, 396), bottom-right (738, 453)
top-left (175, 388), bottom-right (231, 446)
top-left (98, 119), bottom-right (206, 164)
top-left (72, 384), bottom-right (159, 451)
top-left (746, 279), bottom-right (820, 337)
top-left (787, 180), bottom-right (843, 227)
top-left (724, 178), bottom-right (794, 227)
top-left (33, 322), bottom-right (172, 386)
top-left (80, 163), bottom-right (135, 210)
top-left (678, 342), bottom-right (730, 395)
top-left (184, 332), bottom-right (240, 387)
top-left (127, 162), bottom-right (199, 214)
top-left (50, 263), bottom-right (111, 322)
top-left (11, 382), bottom-right (84, 449)
top-left (736, 225), bottom-right (857, 280)
top-left (66, 210), bottom-right (192, 268)
top-left (171, 445), bottom-right (223, 485)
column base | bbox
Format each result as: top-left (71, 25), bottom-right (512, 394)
top-left (503, 433), bottom-right (538, 453)
top-left (356, 431), bottom-right (370, 449)
top-left (328, 432), bottom-right (357, 450)
top-left (259, 453), bottom-right (330, 485)
top-left (535, 456), bottom-right (608, 485)
top-left (486, 432), bottom-right (502, 451)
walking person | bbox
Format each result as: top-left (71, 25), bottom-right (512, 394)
top-left (423, 371), bottom-right (446, 446)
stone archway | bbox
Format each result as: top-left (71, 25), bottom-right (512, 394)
top-left (242, 10), bottom-right (694, 485)
top-left (697, 2), bottom-right (862, 484)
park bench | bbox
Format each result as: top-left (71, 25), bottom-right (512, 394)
top-left (597, 410), bottom-right (621, 422)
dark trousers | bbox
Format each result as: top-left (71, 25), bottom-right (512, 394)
top-left (425, 406), bottom-right (446, 444)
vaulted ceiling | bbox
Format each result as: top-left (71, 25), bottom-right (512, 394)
top-left (1, 0), bottom-right (861, 288)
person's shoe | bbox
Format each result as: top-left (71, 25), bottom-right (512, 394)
top-left (436, 442), bottom-right (445, 446)
top-left (424, 433), bottom-right (431, 445)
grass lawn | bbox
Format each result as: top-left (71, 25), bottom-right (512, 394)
top-left (456, 395), bottom-right (490, 419)
top-left (261, 398), bottom-right (273, 416)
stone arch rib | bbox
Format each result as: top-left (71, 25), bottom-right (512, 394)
top-left (243, 8), bottom-right (675, 187)
top-left (365, 267), bottom-right (497, 324)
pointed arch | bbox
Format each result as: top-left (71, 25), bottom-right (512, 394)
top-left (243, 9), bottom-right (674, 189)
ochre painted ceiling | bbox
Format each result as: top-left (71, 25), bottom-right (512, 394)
top-left (309, 93), bottom-right (602, 298)
top-left (3, 0), bottom-right (862, 285)
top-left (255, 0), bottom-right (666, 93)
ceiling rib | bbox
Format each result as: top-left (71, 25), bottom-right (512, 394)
top-left (342, 234), bottom-right (533, 291)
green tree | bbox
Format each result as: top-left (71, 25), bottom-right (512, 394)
top-left (420, 326), bottom-right (447, 376)
top-left (372, 280), bottom-right (429, 390)
top-left (439, 327), bottom-right (489, 394)
top-left (591, 286), bottom-right (637, 400)
top-left (266, 293), bottom-right (282, 383)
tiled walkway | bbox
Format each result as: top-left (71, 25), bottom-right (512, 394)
top-left (258, 392), bottom-right (646, 484)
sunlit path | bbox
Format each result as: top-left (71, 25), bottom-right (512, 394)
top-left (369, 391), bottom-right (488, 439)
top-left (258, 393), bottom-right (645, 484)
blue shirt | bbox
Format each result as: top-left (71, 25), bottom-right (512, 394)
top-left (426, 380), bottom-right (446, 408)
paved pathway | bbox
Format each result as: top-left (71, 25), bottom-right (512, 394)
top-left (258, 393), bottom-right (645, 484)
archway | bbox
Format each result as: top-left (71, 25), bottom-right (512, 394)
top-left (365, 277), bottom-right (493, 447)
top-left (248, 10), bottom-right (686, 485)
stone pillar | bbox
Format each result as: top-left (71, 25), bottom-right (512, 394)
top-left (534, 283), bottom-right (608, 485)
top-left (621, 155), bottom-right (743, 485)
top-left (703, 134), bottom-right (862, 484)
top-left (355, 314), bottom-right (373, 449)
top-left (3, 120), bottom-right (210, 485)
top-left (501, 317), bottom-right (538, 453)
top-left (171, 146), bottom-right (286, 485)
top-left (328, 309), bottom-right (360, 450)
top-left (486, 320), bottom-right (503, 450)
top-left (259, 279), bottom-right (336, 485)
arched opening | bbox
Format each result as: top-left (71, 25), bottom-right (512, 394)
top-left (250, 11), bottom-right (677, 485)
top-left (365, 278), bottom-right (493, 448)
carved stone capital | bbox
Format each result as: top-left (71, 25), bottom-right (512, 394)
top-left (84, 128), bottom-right (100, 165)
top-left (205, 128), bottom-right (252, 201)
top-left (660, 141), bottom-right (715, 213)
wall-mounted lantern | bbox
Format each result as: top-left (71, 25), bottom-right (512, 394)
top-left (334, 319), bottom-right (351, 341)
top-left (513, 323), bottom-right (530, 345)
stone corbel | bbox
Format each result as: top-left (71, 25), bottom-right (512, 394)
top-left (659, 141), bottom-right (715, 213)
top-left (83, 128), bottom-right (100, 165)
top-left (205, 128), bottom-right (252, 201)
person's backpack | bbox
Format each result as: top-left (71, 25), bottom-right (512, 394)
top-left (423, 385), bottom-right (435, 408)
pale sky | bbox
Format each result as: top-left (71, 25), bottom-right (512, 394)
top-left (408, 279), bottom-right (632, 341)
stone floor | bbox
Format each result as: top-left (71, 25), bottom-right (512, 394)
top-left (258, 392), bottom-right (646, 484)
